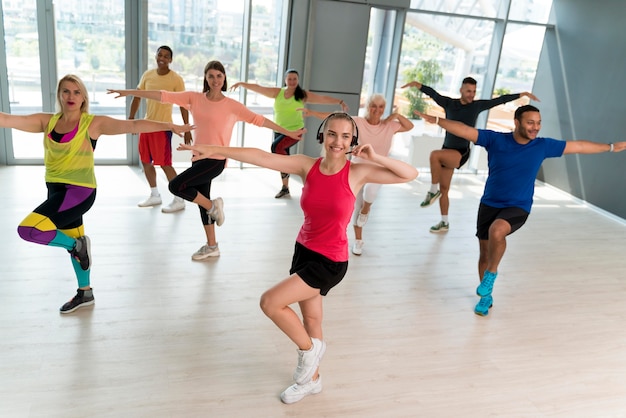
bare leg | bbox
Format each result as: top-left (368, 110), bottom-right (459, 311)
top-left (438, 167), bottom-right (454, 217)
top-left (478, 219), bottom-right (511, 281)
top-left (161, 165), bottom-right (178, 182)
top-left (142, 162), bottom-right (157, 188)
top-left (202, 224), bottom-right (217, 247)
top-left (260, 274), bottom-right (321, 350)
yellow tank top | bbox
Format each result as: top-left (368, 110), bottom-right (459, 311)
top-left (44, 113), bottom-right (97, 188)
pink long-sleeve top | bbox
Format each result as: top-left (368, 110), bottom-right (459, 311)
top-left (161, 90), bottom-right (265, 159)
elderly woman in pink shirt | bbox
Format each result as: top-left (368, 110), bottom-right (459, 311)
top-left (108, 61), bottom-right (303, 260)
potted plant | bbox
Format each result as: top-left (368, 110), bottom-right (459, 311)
top-left (402, 59), bottom-right (443, 165)
top-left (402, 59), bottom-right (443, 119)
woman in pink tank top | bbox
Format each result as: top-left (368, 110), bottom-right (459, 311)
top-left (178, 112), bottom-right (418, 403)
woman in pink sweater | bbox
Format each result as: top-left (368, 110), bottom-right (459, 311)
top-left (109, 61), bottom-right (303, 260)
top-left (178, 113), bottom-right (417, 404)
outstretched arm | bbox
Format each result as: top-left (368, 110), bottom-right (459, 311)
top-left (400, 81), bottom-right (422, 90)
top-left (262, 117), bottom-right (305, 140)
top-left (177, 143), bottom-right (313, 178)
top-left (564, 140), bottom-right (626, 155)
top-left (229, 82), bottom-right (280, 99)
top-left (90, 116), bottom-right (193, 138)
top-left (107, 89), bottom-right (162, 102)
top-left (0, 112), bottom-right (50, 133)
top-left (304, 91), bottom-right (349, 112)
top-left (298, 108), bottom-right (332, 120)
top-left (519, 91), bottom-right (540, 102)
top-left (415, 111), bottom-right (478, 143)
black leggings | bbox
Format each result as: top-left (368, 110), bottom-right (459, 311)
top-left (169, 159), bottom-right (225, 225)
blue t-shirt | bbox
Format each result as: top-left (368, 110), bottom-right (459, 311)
top-left (476, 130), bottom-right (566, 212)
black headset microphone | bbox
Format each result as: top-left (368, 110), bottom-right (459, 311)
top-left (316, 112), bottom-right (359, 148)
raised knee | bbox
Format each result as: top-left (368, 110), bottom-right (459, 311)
top-left (259, 292), bottom-right (273, 316)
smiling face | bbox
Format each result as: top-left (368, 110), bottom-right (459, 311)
top-left (514, 110), bottom-right (541, 142)
top-left (366, 97), bottom-right (386, 123)
top-left (459, 82), bottom-right (477, 104)
top-left (322, 117), bottom-right (355, 156)
top-left (205, 68), bottom-right (226, 92)
top-left (284, 72), bottom-right (299, 90)
top-left (155, 47), bottom-right (172, 71)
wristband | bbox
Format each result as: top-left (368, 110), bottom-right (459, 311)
top-left (436, 116), bottom-right (439, 125)
top-left (609, 143), bottom-right (614, 152)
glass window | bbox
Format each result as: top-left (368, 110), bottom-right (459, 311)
top-left (409, 0), bottom-right (502, 18)
top-left (393, 12), bottom-right (495, 163)
top-left (486, 24), bottom-right (547, 132)
top-left (147, 0), bottom-right (285, 165)
top-left (54, 0), bottom-right (127, 160)
top-left (3, 0), bottom-right (43, 159)
top-left (240, 0), bottom-right (285, 152)
top-left (508, 0), bottom-right (554, 24)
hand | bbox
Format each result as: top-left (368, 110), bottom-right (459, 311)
top-left (340, 101), bottom-right (349, 112)
top-left (107, 89), bottom-right (129, 98)
top-left (290, 128), bottom-right (306, 140)
top-left (400, 81), bottom-right (422, 89)
top-left (176, 143), bottom-right (220, 162)
top-left (297, 107), bottom-right (310, 118)
top-left (413, 111), bottom-right (437, 124)
top-left (171, 123), bottom-right (195, 137)
top-left (521, 92), bottom-right (540, 102)
top-left (350, 143), bottom-right (377, 160)
top-left (229, 82), bottom-right (243, 92)
top-left (183, 131), bottom-right (193, 145)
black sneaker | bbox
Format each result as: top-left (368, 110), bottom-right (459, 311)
top-left (69, 236), bottom-right (91, 270)
top-left (275, 187), bottom-right (290, 198)
top-left (60, 288), bottom-right (95, 314)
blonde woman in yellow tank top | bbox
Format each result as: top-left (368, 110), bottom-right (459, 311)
top-left (0, 74), bottom-right (192, 314)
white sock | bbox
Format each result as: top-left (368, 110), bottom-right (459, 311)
top-left (150, 187), bottom-right (160, 197)
top-left (442, 215), bottom-right (449, 223)
top-left (429, 184), bottom-right (439, 194)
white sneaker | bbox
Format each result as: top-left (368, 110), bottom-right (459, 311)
top-left (293, 338), bottom-right (326, 385)
top-left (355, 212), bottom-right (369, 227)
top-left (280, 376), bottom-right (323, 404)
top-left (352, 240), bottom-right (364, 256)
top-left (191, 243), bottom-right (220, 261)
top-left (138, 195), bottom-right (162, 207)
top-left (208, 197), bottom-right (225, 226)
top-left (162, 197), bottom-right (185, 213)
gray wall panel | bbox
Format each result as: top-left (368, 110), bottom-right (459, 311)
top-left (535, 0), bottom-right (626, 218)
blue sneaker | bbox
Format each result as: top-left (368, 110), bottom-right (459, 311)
top-left (474, 295), bottom-right (493, 316)
top-left (476, 271), bottom-right (497, 297)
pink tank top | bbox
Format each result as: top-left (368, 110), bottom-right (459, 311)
top-left (296, 158), bottom-right (355, 262)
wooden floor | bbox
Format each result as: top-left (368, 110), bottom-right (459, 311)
top-left (1, 164), bottom-right (626, 418)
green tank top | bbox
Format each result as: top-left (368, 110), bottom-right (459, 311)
top-left (44, 112), bottom-right (97, 188)
top-left (274, 87), bottom-right (304, 130)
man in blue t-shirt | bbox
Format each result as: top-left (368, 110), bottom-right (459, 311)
top-left (417, 105), bottom-right (625, 316)
top-left (402, 77), bottom-right (538, 233)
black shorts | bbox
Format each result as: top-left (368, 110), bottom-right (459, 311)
top-left (290, 242), bottom-right (348, 296)
top-left (476, 203), bottom-right (529, 240)
top-left (442, 146), bottom-right (470, 168)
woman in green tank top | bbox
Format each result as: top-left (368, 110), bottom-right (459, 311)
top-left (231, 69), bottom-right (348, 198)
